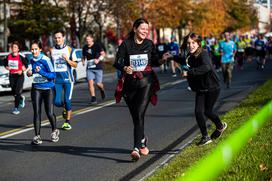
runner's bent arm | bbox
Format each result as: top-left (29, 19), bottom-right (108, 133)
top-left (37, 59), bottom-right (56, 79)
top-left (113, 42), bottom-right (127, 72)
top-left (62, 53), bottom-right (77, 68)
top-left (94, 49), bottom-right (105, 64)
top-left (82, 55), bottom-right (86, 66)
top-left (3, 56), bottom-right (9, 70)
top-left (20, 55), bottom-right (28, 72)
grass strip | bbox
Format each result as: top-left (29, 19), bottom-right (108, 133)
top-left (147, 79), bottom-right (272, 181)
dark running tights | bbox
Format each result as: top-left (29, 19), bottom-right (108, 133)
top-left (124, 83), bottom-right (152, 149)
top-left (31, 88), bottom-right (56, 136)
top-left (195, 89), bottom-right (223, 137)
top-left (9, 74), bottom-right (24, 108)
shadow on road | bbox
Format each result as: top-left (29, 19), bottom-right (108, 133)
top-left (0, 139), bottom-right (133, 163)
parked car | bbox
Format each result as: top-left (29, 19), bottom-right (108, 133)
top-left (72, 48), bottom-right (87, 83)
top-left (0, 52), bottom-right (33, 92)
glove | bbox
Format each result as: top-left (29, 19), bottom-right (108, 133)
top-left (181, 65), bottom-right (190, 71)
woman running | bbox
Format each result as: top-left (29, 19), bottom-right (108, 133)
top-left (113, 18), bottom-right (169, 161)
top-left (181, 32), bottom-right (227, 146)
top-left (27, 40), bottom-right (59, 145)
top-left (4, 41), bottom-right (28, 114)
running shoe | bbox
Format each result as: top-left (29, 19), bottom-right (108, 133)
top-left (12, 108), bottom-right (20, 115)
top-left (140, 137), bottom-right (149, 156)
top-left (211, 122), bottom-right (227, 140)
top-left (197, 136), bottom-right (212, 146)
top-left (62, 122), bottom-right (72, 131)
top-left (51, 129), bottom-right (60, 142)
top-left (131, 148), bottom-right (141, 161)
top-left (140, 147), bottom-right (149, 156)
top-left (90, 96), bottom-right (97, 105)
top-left (172, 73), bottom-right (177, 77)
top-left (62, 108), bottom-right (67, 119)
top-left (100, 89), bottom-right (106, 100)
top-left (31, 135), bottom-right (42, 145)
top-left (19, 95), bottom-right (25, 108)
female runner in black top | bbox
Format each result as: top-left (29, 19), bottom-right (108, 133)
top-left (114, 18), bottom-right (169, 161)
top-left (181, 32), bottom-right (227, 146)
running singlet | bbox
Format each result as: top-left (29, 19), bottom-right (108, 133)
top-left (7, 54), bottom-right (23, 74)
top-left (244, 38), bottom-right (251, 47)
top-left (237, 41), bottom-right (246, 52)
top-left (168, 42), bottom-right (179, 56)
top-left (51, 46), bottom-right (75, 84)
top-left (212, 44), bottom-right (221, 56)
top-left (255, 40), bottom-right (265, 51)
top-left (129, 54), bottom-right (148, 71)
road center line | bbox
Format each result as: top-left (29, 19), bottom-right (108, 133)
top-left (0, 79), bottom-right (185, 139)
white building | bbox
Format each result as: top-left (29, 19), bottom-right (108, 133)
top-left (254, 0), bottom-right (271, 33)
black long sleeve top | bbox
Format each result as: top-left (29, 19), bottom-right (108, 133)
top-left (113, 37), bottom-right (161, 72)
top-left (186, 49), bottom-right (220, 92)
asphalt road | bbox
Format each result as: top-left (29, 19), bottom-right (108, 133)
top-left (0, 60), bottom-right (271, 181)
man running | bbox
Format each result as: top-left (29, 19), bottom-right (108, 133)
top-left (220, 32), bottom-right (237, 88)
top-left (156, 39), bottom-right (168, 73)
top-left (236, 36), bottom-right (246, 70)
top-left (51, 30), bottom-right (77, 130)
top-left (168, 37), bottom-right (180, 77)
top-left (254, 34), bottom-right (266, 70)
top-left (211, 39), bottom-right (221, 72)
top-left (82, 33), bottom-right (106, 105)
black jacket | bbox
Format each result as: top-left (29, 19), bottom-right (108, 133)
top-left (186, 49), bottom-right (220, 92)
top-left (113, 37), bottom-right (160, 72)
top-left (113, 37), bottom-right (161, 89)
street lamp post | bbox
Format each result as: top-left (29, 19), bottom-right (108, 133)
top-left (3, 0), bottom-right (8, 52)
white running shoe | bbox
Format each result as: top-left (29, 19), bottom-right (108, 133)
top-left (12, 108), bottom-right (20, 115)
top-left (51, 129), bottom-right (60, 142)
top-left (31, 135), bottom-right (42, 145)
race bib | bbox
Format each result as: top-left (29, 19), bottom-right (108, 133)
top-left (171, 51), bottom-right (177, 56)
top-left (54, 57), bottom-right (67, 72)
top-left (256, 46), bottom-right (262, 50)
top-left (238, 48), bottom-right (244, 52)
top-left (158, 45), bottom-right (164, 52)
top-left (33, 73), bottom-right (48, 84)
top-left (87, 59), bottom-right (96, 69)
top-left (8, 60), bottom-right (19, 70)
top-left (130, 54), bottom-right (148, 72)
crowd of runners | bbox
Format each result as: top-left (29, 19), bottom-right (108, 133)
top-left (2, 17), bottom-right (272, 161)
top-left (158, 32), bottom-right (271, 77)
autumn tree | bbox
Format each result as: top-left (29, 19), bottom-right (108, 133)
top-left (225, 0), bottom-right (258, 32)
top-left (190, 0), bottom-right (258, 37)
top-left (147, 0), bottom-right (191, 42)
top-left (8, 0), bottom-right (67, 48)
top-left (190, 0), bottom-right (229, 37)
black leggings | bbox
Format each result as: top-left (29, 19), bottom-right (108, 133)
top-left (124, 83), bottom-right (152, 149)
top-left (236, 52), bottom-right (244, 67)
top-left (31, 88), bottom-right (56, 136)
top-left (9, 74), bottom-right (24, 108)
top-left (195, 89), bottom-right (223, 137)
